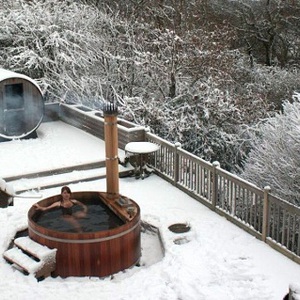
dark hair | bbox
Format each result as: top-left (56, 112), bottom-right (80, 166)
top-left (61, 186), bottom-right (71, 194)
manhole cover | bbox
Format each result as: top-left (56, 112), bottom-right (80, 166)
top-left (168, 223), bottom-right (191, 233)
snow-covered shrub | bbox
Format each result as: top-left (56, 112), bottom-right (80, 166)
top-left (233, 58), bottom-right (300, 111)
top-left (119, 72), bottom-right (270, 171)
top-left (241, 93), bottom-right (300, 205)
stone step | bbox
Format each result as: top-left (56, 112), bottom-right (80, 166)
top-left (10, 168), bottom-right (106, 193)
top-left (3, 160), bottom-right (106, 182)
top-left (9, 164), bottom-right (134, 194)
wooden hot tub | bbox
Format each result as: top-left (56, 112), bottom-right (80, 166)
top-left (28, 191), bottom-right (141, 277)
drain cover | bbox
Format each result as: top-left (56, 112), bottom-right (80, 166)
top-left (174, 237), bottom-right (190, 245)
top-left (168, 223), bottom-right (191, 233)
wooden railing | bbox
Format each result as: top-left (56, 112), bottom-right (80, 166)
top-left (146, 131), bottom-right (300, 264)
top-left (44, 103), bottom-right (300, 264)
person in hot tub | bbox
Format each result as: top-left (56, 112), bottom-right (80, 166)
top-left (33, 186), bottom-right (88, 232)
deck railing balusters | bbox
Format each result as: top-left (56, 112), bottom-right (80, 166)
top-left (144, 131), bottom-right (300, 263)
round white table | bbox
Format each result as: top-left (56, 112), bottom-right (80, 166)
top-left (125, 142), bottom-right (160, 179)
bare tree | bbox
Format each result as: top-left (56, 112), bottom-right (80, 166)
top-left (225, 0), bottom-right (300, 67)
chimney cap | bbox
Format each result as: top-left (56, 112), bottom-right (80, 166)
top-left (102, 101), bottom-right (118, 115)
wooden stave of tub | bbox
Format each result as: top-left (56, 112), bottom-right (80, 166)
top-left (28, 191), bottom-right (141, 278)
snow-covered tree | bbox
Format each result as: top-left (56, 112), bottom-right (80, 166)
top-left (241, 93), bottom-right (300, 205)
top-left (214, 0), bottom-right (300, 67)
top-left (0, 0), bottom-right (126, 103)
top-left (1, 0), bottom-right (298, 173)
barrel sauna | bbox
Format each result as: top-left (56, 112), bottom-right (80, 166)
top-left (28, 191), bottom-right (141, 277)
top-left (0, 69), bottom-right (44, 140)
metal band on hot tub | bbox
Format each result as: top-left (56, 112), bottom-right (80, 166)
top-left (29, 220), bottom-right (140, 244)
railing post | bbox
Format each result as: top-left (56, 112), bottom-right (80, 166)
top-left (262, 186), bottom-right (271, 242)
top-left (144, 126), bottom-right (150, 141)
top-left (174, 142), bottom-right (181, 186)
top-left (212, 161), bottom-right (220, 210)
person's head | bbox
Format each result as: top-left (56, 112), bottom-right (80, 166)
top-left (61, 186), bottom-right (71, 195)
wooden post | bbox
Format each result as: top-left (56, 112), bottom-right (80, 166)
top-left (174, 142), bottom-right (181, 186)
top-left (262, 186), bottom-right (271, 242)
top-left (103, 103), bottom-right (119, 199)
top-left (212, 161), bottom-right (220, 210)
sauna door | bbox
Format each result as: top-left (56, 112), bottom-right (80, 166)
top-left (4, 83), bottom-right (25, 136)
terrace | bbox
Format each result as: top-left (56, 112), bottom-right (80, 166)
top-left (31, 102), bottom-right (300, 265)
top-left (0, 102), bottom-right (299, 299)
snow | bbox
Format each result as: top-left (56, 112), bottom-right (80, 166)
top-left (0, 121), bottom-right (299, 300)
top-left (0, 178), bottom-right (14, 196)
top-left (3, 247), bottom-right (43, 273)
top-left (0, 68), bottom-right (42, 93)
top-left (0, 121), bottom-right (107, 178)
top-left (125, 141), bottom-right (160, 154)
top-left (14, 237), bottom-right (57, 261)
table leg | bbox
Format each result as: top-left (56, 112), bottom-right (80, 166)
top-left (126, 152), bottom-right (154, 180)
top-left (140, 154), bottom-right (145, 179)
top-left (133, 155), bottom-right (139, 179)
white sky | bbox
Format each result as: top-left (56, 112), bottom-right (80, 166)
top-left (0, 121), bottom-right (300, 300)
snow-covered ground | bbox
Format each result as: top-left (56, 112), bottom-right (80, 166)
top-left (0, 121), bottom-right (299, 300)
top-left (0, 121), bottom-right (107, 178)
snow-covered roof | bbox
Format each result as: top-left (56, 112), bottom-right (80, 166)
top-left (0, 68), bottom-right (42, 94)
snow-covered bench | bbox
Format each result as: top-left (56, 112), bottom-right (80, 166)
top-left (0, 178), bottom-right (14, 207)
